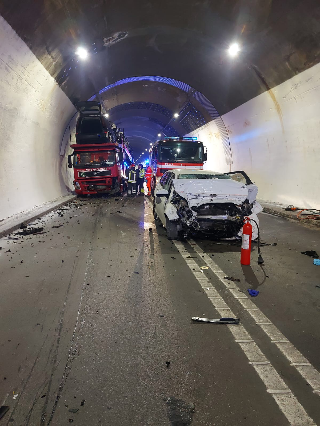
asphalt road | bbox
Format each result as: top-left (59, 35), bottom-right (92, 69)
top-left (0, 196), bottom-right (319, 426)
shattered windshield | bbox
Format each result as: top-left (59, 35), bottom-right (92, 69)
top-left (74, 151), bottom-right (115, 168)
top-left (159, 143), bottom-right (203, 163)
top-left (177, 173), bottom-right (231, 180)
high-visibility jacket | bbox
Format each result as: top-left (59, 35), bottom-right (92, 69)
top-left (138, 168), bottom-right (145, 179)
top-left (145, 166), bottom-right (152, 179)
top-left (128, 170), bottom-right (137, 183)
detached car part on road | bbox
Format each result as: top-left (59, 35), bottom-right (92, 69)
top-left (153, 170), bottom-right (262, 240)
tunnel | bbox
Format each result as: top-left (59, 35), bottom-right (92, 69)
top-left (0, 1), bottom-right (320, 425)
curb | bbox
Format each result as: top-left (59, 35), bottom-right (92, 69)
top-left (0, 195), bottom-right (76, 238)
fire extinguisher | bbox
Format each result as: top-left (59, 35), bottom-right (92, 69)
top-left (241, 217), bottom-right (252, 265)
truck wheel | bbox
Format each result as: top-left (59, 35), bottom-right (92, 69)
top-left (166, 217), bottom-right (179, 240)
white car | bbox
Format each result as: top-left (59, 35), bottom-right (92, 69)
top-left (153, 169), bottom-right (262, 240)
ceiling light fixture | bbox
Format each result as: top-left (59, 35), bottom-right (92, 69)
top-left (75, 47), bottom-right (88, 60)
top-left (227, 43), bottom-right (240, 57)
top-left (157, 133), bottom-right (161, 137)
top-left (104, 113), bottom-right (109, 118)
top-left (174, 113), bottom-right (179, 118)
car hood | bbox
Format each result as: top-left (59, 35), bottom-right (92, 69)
top-left (172, 179), bottom-right (249, 206)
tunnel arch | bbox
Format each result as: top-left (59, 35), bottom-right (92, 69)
top-left (88, 76), bottom-right (232, 164)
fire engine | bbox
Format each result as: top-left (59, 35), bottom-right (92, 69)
top-left (149, 137), bottom-right (207, 194)
top-left (68, 101), bottom-right (132, 196)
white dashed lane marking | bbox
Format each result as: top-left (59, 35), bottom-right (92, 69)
top-left (173, 240), bottom-right (316, 426)
top-left (189, 239), bottom-right (320, 396)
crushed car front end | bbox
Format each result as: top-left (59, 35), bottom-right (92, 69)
top-left (167, 178), bottom-right (262, 239)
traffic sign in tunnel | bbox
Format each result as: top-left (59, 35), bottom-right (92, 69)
top-left (0, 2), bottom-right (320, 426)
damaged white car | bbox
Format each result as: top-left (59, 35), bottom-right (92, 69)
top-left (153, 170), bottom-right (262, 240)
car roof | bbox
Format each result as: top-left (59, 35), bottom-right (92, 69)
top-left (170, 169), bottom-right (225, 177)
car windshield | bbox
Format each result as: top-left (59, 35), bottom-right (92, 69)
top-left (159, 142), bottom-right (203, 163)
top-left (177, 173), bottom-right (231, 179)
top-left (80, 117), bottom-right (103, 134)
top-left (74, 151), bottom-right (115, 168)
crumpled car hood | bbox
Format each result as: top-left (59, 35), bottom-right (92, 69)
top-left (172, 179), bottom-right (249, 207)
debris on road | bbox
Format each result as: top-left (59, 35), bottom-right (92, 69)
top-left (301, 250), bottom-right (319, 258)
top-left (200, 266), bottom-right (209, 270)
top-left (0, 406), bottom-right (9, 420)
top-left (80, 400), bottom-right (85, 406)
top-left (284, 205), bottom-right (299, 211)
top-left (52, 225), bottom-right (63, 229)
top-left (259, 242), bottom-right (277, 247)
top-left (16, 227), bottom-right (44, 236)
top-left (315, 285), bottom-right (320, 289)
top-left (191, 317), bottom-right (240, 324)
top-left (247, 289), bottom-right (259, 297)
top-left (69, 408), bottom-right (79, 413)
top-left (313, 259), bottom-right (320, 266)
top-left (224, 276), bottom-right (240, 282)
top-left (166, 361), bottom-right (171, 368)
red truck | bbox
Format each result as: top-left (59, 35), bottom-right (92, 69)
top-left (68, 101), bottom-right (132, 196)
top-left (149, 137), bottom-right (207, 194)
top-left (68, 143), bottom-right (127, 195)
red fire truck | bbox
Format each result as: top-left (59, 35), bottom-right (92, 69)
top-left (149, 137), bottom-right (207, 194)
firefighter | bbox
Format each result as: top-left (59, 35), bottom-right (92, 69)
top-left (126, 164), bottom-right (137, 196)
top-left (137, 164), bottom-right (145, 195)
top-left (145, 165), bottom-right (153, 196)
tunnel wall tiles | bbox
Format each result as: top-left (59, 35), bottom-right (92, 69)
top-left (0, 16), bottom-right (76, 221)
top-left (189, 61), bottom-right (320, 209)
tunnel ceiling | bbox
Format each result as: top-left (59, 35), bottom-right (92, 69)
top-left (1, 0), bottom-right (320, 159)
top-left (1, 0), bottom-right (320, 115)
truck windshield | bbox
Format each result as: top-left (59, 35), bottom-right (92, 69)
top-left (159, 143), bottom-right (203, 163)
top-left (74, 151), bottom-right (116, 168)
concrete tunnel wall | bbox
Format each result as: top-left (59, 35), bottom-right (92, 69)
top-left (0, 17), bottom-right (76, 221)
top-left (189, 62), bottom-right (320, 209)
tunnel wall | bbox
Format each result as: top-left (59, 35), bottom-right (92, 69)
top-left (190, 62), bottom-right (320, 209)
top-left (0, 16), bottom-right (76, 221)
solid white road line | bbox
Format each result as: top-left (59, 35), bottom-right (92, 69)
top-left (173, 240), bottom-right (316, 426)
top-left (189, 239), bottom-right (320, 396)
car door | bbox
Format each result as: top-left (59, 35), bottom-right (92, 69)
top-left (155, 172), bottom-right (173, 224)
top-left (225, 171), bottom-right (258, 203)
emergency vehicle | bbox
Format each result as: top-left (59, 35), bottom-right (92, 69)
top-left (149, 137), bottom-right (207, 195)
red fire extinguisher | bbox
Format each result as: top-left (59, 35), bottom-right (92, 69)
top-left (241, 217), bottom-right (252, 265)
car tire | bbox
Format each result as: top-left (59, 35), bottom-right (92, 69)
top-left (153, 203), bottom-right (162, 225)
top-left (151, 178), bottom-right (156, 196)
top-left (166, 217), bottom-right (179, 240)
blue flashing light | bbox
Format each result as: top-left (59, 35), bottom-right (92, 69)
top-left (164, 136), bottom-right (198, 141)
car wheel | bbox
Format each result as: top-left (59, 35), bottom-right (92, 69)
top-left (153, 203), bottom-right (162, 225)
top-left (151, 178), bottom-right (156, 196)
top-left (166, 217), bottom-right (179, 240)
